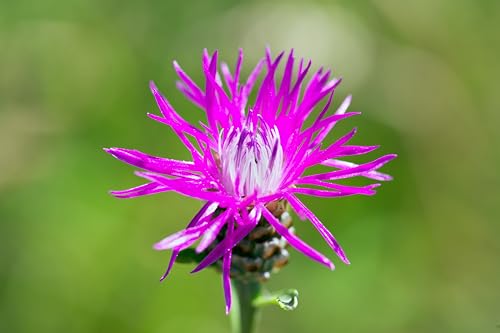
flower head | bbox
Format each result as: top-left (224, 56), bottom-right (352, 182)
top-left (105, 49), bottom-right (396, 313)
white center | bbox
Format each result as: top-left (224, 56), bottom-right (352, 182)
top-left (218, 125), bottom-right (284, 197)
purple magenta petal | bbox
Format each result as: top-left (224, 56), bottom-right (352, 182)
top-left (159, 202), bottom-right (213, 281)
top-left (220, 62), bottom-right (234, 94)
top-left (196, 209), bottom-right (231, 253)
top-left (135, 171), bottom-right (232, 204)
top-left (233, 49), bottom-right (243, 92)
top-left (176, 81), bottom-right (205, 109)
top-left (155, 203), bottom-right (219, 251)
top-left (309, 112), bottom-right (360, 148)
top-left (223, 218), bottom-right (234, 314)
top-left (290, 188), bottom-right (366, 197)
top-left (149, 82), bottom-right (214, 145)
top-left (291, 127), bottom-right (358, 177)
top-left (321, 159), bottom-right (393, 181)
top-left (302, 154), bottom-right (397, 181)
top-left (261, 205), bottom-right (334, 270)
top-left (190, 223), bottom-right (254, 273)
top-left (295, 180), bottom-right (380, 195)
top-left (331, 145), bottom-right (380, 158)
top-left (110, 182), bottom-right (169, 199)
top-left (191, 207), bottom-right (261, 273)
top-left (221, 50), bottom-right (243, 99)
top-left (287, 194), bottom-right (350, 264)
top-left (104, 148), bottom-right (198, 175)
top-left (154, 221), bottom-right (210, 250)
top-left (173, 60), bottom-right (204, 101)
top-left (156, 221), bottom-right (217, 252)
top-left (147, 110), bottom-right (212, 145)
top-left (159, 250), bottom-right (180, 282)
top-left (239, 58), bottom-right (264, 110)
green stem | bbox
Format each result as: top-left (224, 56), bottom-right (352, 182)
top-left (230, 280), bottom-right (262, 333)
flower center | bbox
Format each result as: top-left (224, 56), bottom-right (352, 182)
top-left (218, 125), bottom-right (284, 197)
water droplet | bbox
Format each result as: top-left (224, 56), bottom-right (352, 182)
top-left (277, 290), bottom-right (299, 311)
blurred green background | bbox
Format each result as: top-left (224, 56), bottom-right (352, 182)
top-left (1, 0), bottom-right (499, 332)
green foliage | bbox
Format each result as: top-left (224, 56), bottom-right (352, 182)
top-left (1, 1), bottom-right (499, 332)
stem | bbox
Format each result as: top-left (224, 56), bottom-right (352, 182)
top-left (230, 280), bottom-right (262, 333)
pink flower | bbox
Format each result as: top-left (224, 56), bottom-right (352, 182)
top-left (105, 49), bottom-right (396, 313)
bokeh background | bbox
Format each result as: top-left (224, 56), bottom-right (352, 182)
top-left (1, 0), bottom-right (499, 332)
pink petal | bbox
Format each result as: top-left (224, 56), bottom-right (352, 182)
top-left (261, 205), bottom-right (334, 269)
top-left (286, 194), bottom-right (350, 264)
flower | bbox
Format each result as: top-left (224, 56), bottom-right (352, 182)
top-left (105, 49), bottom-right (396, 313)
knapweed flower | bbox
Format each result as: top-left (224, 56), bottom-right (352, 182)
top-left (105, 49), bottom-right (396, 313)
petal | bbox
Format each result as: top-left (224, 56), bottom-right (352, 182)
top-left (176, 81), bottom-right (205, 109)
top-left (110, 182), bottom-right (169, 199)
top-left (223, 218), bottom-right (234, 314)
top-left (190, 224), bottom-right (252, 273)
top-left (196, 209), bottom-right (231, 253)
top-left (309, 112), bottom-right (360, 148)
top-left (294, 77), bottom-right (340, 124)
top-left (173, 60), bottom-right (204, 103)
top-left (159, 202), bottom-right (214, 281)
top-left (147, 112), bottom-right (211, 145)
top-left (239, 58), bottom-right (264, 110)
top-left (321, 159), bottom-right (393, 181)
top-left (104, 148), bottom-right (197, 175)
top-left (149, 81), bottom-right (214, 146)
top-left (159, 250), bottom-right (180, 282)
top-left (261, 205), bottom-right (334, 270)
top-left (286, 194), bottom-right (349, 264)
top-left (135, 171), bottom-right (231, 204)
top-left (302, 154), bottom-right (397, 181)
top-left (297, 127), bottom-right (358, 174)
top-left (331, 145), bottom-right (380, 158)
top-left (191, 207), bottom-right (261, 273)
top-left (154, 221), bottom-right (210, 250)
top-left (291, 188), bottom-right (366, 197)
top-left (295, 180), bottom-right (379, 196)
top-left (220, 49), bottom-right (243, 98)
top-left (335, 94), bottom-right (352, 116)
top-left (155, 203), bottom-right (221, 251)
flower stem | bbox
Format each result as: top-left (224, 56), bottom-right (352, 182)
top-left (230, 280), bottom-right (262, 333)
